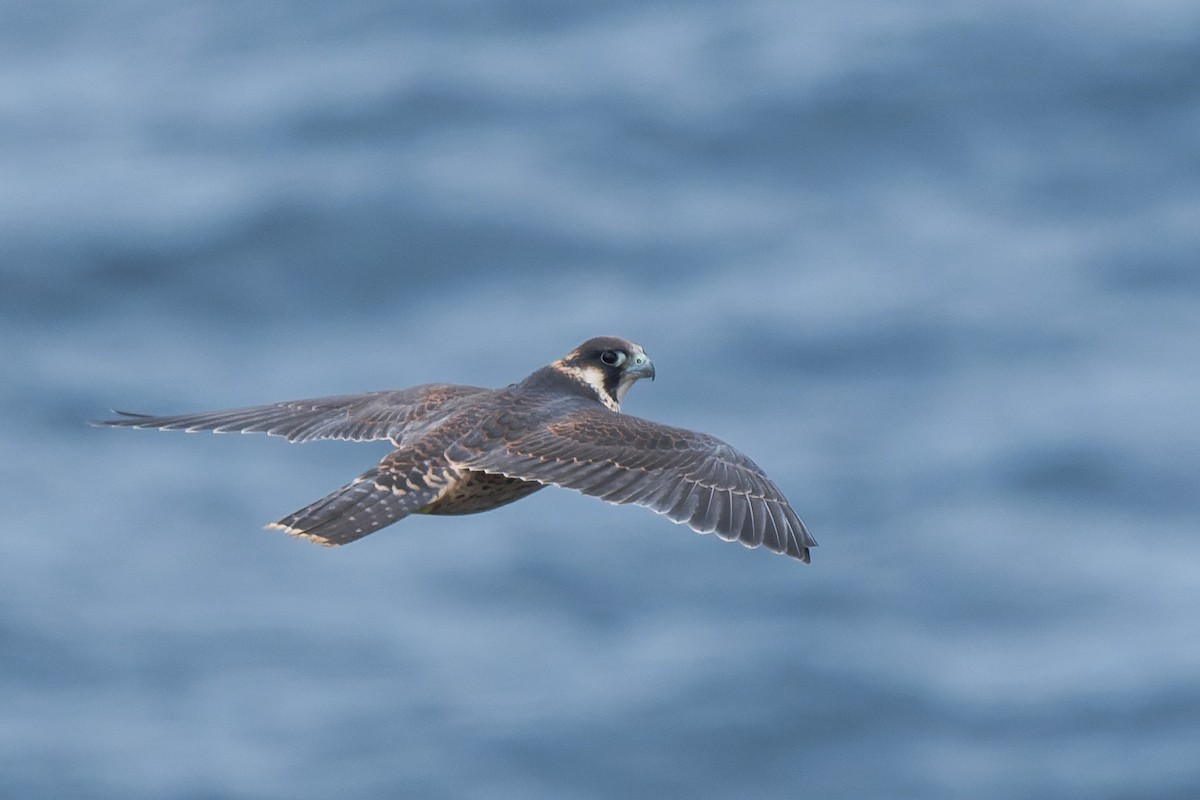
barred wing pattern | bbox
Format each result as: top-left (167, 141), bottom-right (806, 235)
top-left (97, 384), bottom-right (488, 444)
top-left (448, 405), bottom-right (814, 561)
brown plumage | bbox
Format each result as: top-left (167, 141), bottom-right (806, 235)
top-left (96, 336), bottom-right (815, 561)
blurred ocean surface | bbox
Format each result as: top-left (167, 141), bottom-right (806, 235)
top-left (2, 1), bottom-right (1198, 798)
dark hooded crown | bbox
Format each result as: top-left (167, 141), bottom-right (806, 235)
top-left (544, 336), bottom-right (654, 411)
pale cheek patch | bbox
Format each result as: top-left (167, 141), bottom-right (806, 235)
top-left (580, 365), bottom-right (621, 411)
top-left (552, 362), bottom-right (621, 411)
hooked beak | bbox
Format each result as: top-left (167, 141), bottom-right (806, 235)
top-left (628, 352), bottom-right (655, 381)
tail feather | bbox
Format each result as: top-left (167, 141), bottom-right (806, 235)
top-left (267, 467), bottom-right (446, 546)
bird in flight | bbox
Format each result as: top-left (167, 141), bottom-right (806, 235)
top-left (97, 337), bottom-right (814, 561)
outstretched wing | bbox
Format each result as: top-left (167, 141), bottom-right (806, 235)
top-left (447, 405), bottom-right (815, 562)
top-left (94, 384), bottom-right (488, 444)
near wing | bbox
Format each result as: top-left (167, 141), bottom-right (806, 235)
top-left (94, 384), bottom-right (487, 444)
top-left (447, 405), bottom-right (815, 562)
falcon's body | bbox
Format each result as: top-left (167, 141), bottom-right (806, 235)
top-left (97, 337), bottom-right (815, 561)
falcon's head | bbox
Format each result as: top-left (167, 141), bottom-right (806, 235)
top-left (556, 336), bottom-right (655, 412)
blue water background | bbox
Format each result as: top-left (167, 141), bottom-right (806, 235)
top-left (2, 1), bottom-right (1198, 798)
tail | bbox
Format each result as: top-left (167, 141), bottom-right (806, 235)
top-left (267, 467), bottom-right (446, 546)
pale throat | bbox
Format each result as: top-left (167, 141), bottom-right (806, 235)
top-left (612, 375), bottom-right (639, 404)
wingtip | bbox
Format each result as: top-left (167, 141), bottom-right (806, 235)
top-left (787, 532), bottom-right (815, 564)
top-left (761, 534), bottom-right (812, 563)
top-left (91, 410), bottom-right (154, 428)
top-left (792, 525), bottom-right (811, 563)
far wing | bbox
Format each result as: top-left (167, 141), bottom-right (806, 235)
top-left (447, 405), bottom-right (815, 562)
top-left (94, 384), bottom-right (488, 444)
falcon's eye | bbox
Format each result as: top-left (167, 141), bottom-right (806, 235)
top-left (600, 350), bottom-right (626, 367)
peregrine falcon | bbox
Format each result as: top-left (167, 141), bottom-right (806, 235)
top-left (96, 337), bottom-right (815, 561)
